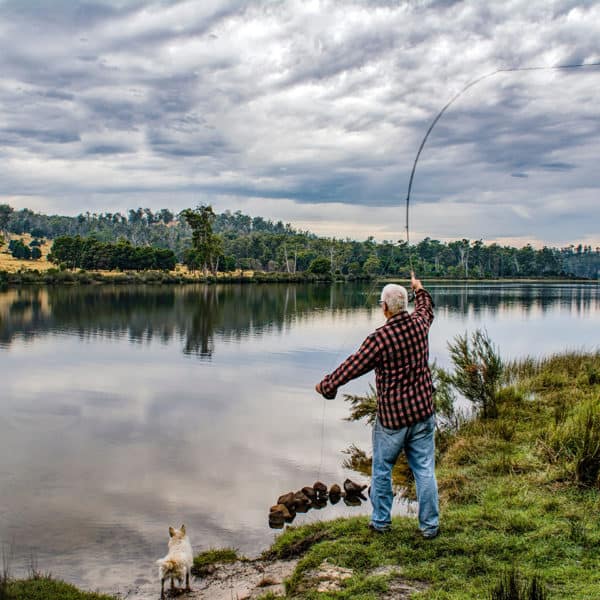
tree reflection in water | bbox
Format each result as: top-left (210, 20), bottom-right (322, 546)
top-left (0, 282), bottom-right (598, 355)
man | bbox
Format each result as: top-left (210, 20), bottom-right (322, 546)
top-left (315, 272), bottom-right (439, 538)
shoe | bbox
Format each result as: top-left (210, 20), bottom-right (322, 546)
top-left (421, 528), bottom-right (440, 539)
top-left (368, 523), bottom-right (391, 534)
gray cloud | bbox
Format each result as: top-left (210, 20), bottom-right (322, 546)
top-left (0, 0), bottom-right (599, 245)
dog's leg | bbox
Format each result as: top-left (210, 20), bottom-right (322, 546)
top-left (160, 577), bottom-right (165, 600)
top-left (185, 569), bottom-right (191, 592)
top-left (170, 576), bottom-right (175, 590)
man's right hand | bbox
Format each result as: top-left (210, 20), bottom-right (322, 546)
top-left (411, 271), bottom-right (423, 291)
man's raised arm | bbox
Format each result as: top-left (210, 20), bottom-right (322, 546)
top-left (411, 271), bottom-right (434, 328)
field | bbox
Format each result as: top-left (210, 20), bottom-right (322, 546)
top-left (0, 234), bottom-right (54, 272)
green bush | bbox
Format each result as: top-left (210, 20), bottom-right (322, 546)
top-left (448, 329), bottom-right (503, 418)
top-left (308, 256), bottom-right (331, 275)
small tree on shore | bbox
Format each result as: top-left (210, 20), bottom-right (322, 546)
top-left (448, 329), bottom-right (503, 418)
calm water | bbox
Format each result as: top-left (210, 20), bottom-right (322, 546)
top-left (0, 282), bottom-right (598, 594)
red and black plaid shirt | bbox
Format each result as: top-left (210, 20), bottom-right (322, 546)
top-left (319, 288), bottom-right (435, 429)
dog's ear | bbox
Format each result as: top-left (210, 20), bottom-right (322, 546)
top-left (169, 527), bottom-right (175, 537)
top-left (180, 525), bottom-right (186, 535)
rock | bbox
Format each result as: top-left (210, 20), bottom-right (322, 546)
top-left (329, 483), bottom-right (341, 495)
top-left (310, 497), bottom-right (327, 509)
top-left (270, 503), bottom-right (292, 519)
top-left (293, 491), bottom-right (311, 513)
top-left (343, 478), bottom-right (367, 496)
top-left (277, 492), bottom-right (295, 509)
top-left (301, 486), bottom-right (316, 499)
top-left (343, 494), bottom-right (362, 507)
top-left (313, 481), bottom-right (328, 497)
top-left (268, 516), bottom-right (284, 529)
top-left (293, 490), bottom-right (311, 506)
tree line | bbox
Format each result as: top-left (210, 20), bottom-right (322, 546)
top-left (1, 203), bottom-right (598, 279)
top-left (48, 236), bottom-right (176, 271)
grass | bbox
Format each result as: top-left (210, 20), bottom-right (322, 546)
top-left (261, 351), bottom-right (600, 598)
top-left (191, 547), bottom-right (243, 576)
top-left (0, 574), bottom-right (114, 600)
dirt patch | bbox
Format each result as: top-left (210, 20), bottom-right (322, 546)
top-left (294, 562), bottom-right (429, 599)
top-left (120, 558), bottom-right (298, 600)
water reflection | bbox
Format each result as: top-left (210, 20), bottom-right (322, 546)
top-left (1, 283), bottom-right (598, 354)
top-left (0, 284), bottom-right (374, 355)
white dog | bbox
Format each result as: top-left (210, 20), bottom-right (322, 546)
top-left (156, 525), bottom-right (193, 598)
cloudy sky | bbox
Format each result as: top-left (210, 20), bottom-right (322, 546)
top-left (1, 0), bottom-right (599, 246)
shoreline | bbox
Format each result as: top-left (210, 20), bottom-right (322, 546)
top-left (0, 267), bottom-right (596, 288)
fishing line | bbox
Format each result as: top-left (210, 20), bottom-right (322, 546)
top-left (404, 60), bottom-right (600, 251)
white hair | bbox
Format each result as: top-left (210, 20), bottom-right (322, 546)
top-left (380, 283), bottom-right (408, 315)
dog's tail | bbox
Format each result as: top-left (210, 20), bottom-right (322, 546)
top-left (156, 557), bottom-right (180, 577)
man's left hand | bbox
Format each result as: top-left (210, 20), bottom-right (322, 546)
top-left (315, 382), bottom-right (323, 396)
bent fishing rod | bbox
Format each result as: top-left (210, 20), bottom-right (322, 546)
top-left (404, 60), bottom-right (600, 254)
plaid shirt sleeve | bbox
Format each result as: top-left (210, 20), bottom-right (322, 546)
top-left (413, 289), bottom-right (434, 328)
top-left (318, 333), bottom-right (380, 399)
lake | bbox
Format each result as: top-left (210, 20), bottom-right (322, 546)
top-left (0, 281), bottom-right (598, 594)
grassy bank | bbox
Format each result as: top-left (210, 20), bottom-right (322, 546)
top-left (0, 574), bottom-right (114, 600)
top-left (256, 350), bottom-right (600, 598)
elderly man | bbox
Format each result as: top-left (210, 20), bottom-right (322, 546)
top-left (315, 273), bottom-right (438, 537)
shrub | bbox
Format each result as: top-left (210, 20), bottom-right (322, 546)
top-left (448, 329), bottom-right (503, 418)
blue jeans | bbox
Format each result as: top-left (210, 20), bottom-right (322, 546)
top-left (370, 415), bottom-right (439, 536)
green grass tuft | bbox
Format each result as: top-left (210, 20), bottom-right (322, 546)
top-left (192, 547), bottom-right (242, 577)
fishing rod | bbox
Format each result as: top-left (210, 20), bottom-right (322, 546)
top-left (404, 60), bottom-right (600, 258)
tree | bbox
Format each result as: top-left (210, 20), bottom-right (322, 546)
top-left (182, 205), bottom-right (223, 275)
top-left (31, 246), bottom-right (42, 260)
top-left (308, 256), bottom-right (331, 275)
top-left (0, 204), bottom-right (13, 235)
top-left (158, 208), bottom-right (174, 225)
top-left (9, 238), bottom-right (31, 260)
top-left (363, 254), bottom-right (381, 276)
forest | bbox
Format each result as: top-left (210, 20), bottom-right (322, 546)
top-left (0, 203), bottom-right (598, 279)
